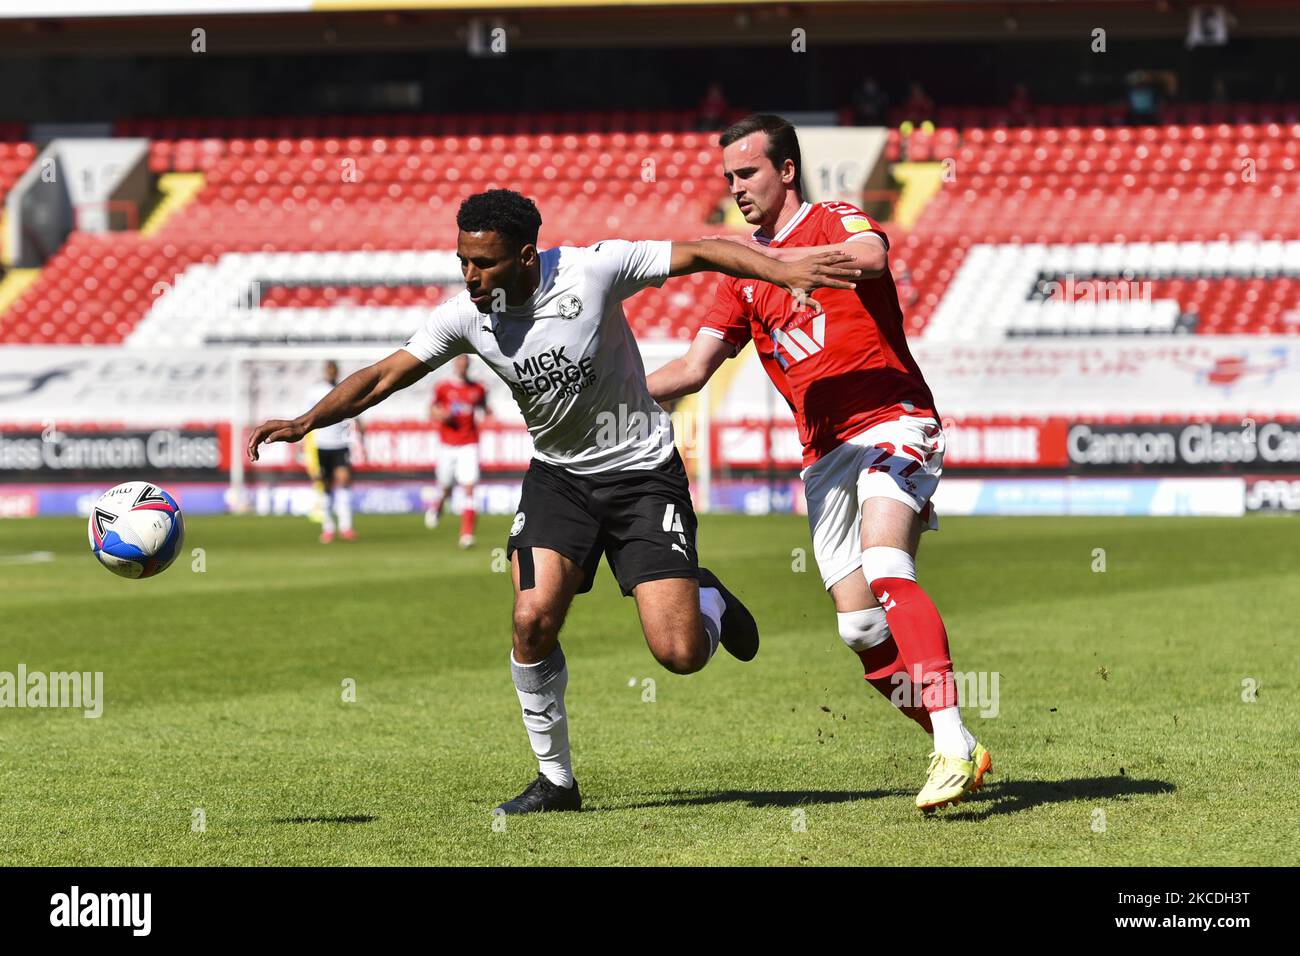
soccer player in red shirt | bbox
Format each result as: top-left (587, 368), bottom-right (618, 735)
top-left (648, 114), bottom-right (992, 811)
top-left (426, 354), bottom-right (489, 548)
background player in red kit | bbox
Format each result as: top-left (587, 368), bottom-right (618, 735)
top-left (648, 114), bottom-right (993, 811)
top-left (426, 353), bottom-right (489, 548)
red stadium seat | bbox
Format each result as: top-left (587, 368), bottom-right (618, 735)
top-left (9, 110), bottom-right (1300, 346)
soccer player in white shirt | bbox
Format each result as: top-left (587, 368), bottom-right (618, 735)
top-left (248, 189), bottom-right (859, 813)
top-left (302, 360), bottom-right (364, 543)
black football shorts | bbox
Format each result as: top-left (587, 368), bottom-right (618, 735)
top-left (507, 450), bottom-right (699, 596)
top-left (315, 447), bottom-right (352, 475)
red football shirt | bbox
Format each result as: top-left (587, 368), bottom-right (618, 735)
top-left (699, 200), bottom-right (937, 467)
top-left (433, 378), bottom-right (487, 446)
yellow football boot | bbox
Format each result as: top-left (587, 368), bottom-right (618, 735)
top-left (916, 750), bottom-right (976, 812)
top-left (970, 741), bottom-right (993, 792)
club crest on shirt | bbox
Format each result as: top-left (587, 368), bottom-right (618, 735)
top-left (557, 294), bottom-right (583, 320)
top-left (741, 285), bottom-right (755, 303)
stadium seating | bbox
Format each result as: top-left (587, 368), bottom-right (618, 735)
top-left (160, 132), bottom-right (723, 248)
top-left (0, 137), bottom-right (36, 208)
top-left (1, 127), bottom-right (727, 344)
top-left (879, 100), bottom-right (1300, 140)
top-left (3, 111), bottom-right (1299, 346)
top-left (917, 240), bottom-right (1300, 341)
top-left (897, 119), bottom-right (1300, 339)
top-left (115, 109), bottom-right (723, 144)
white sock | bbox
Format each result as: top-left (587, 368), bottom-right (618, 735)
top-left (961, 724), bottom-right (977, 754)
top-left (698, 586), bottom-right (724, 659)
top-left (511, 646), bottom-right (573, 788)
top-left (335, 486), bottom-right (353, 532)
top-left (930, 706), bottom-right (971, 760)
top-left (321, 491), bottom-right (336, 533)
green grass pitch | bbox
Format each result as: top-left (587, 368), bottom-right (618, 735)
top-left (1, 512), bottom-right (1296, 866)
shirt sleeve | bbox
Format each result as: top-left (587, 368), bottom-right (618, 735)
top-left (402, 300), bottom-right (470, 371)
top-left (697, 276), bottom-right (753, 357)
top-left (819, 203), bottom-right (890, 251)
top-left (588, 238), bottom-right (673, 298)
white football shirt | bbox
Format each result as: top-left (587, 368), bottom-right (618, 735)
top-left (402, 239), bottom-right (676, 475)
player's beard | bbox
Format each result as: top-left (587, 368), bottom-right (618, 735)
top-left (739, 196), bottom-right (776, 232)
top-left (472, 263), bottom-right (526, 313)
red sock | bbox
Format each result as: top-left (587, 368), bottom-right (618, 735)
top-left (460, 507), bottom-right (476, 538)
top-left (857, 635), bottom-right (933, 733)
top-left (869, 577), bottom-right (956, 712)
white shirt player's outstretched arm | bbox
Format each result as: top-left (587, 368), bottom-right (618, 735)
top-left (746, 233), bottom-right (887, 278)
top-left (667, 239), bottom-right (862, 292)
top-left (247, 350), bottom-right (432, 461)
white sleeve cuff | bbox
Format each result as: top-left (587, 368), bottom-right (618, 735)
top-left (697, 327), bottom-right (742, 357)
top-left (847, 231), bottom-right (888, 251)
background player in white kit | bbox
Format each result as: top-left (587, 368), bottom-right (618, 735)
top-left (302, 360), bottom-right (364, 544)
top-left (247, 189), bottom-right (861, 813)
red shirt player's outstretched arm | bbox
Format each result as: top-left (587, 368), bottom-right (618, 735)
top-left (647, 277), bottom-right (752, 403)
top-left (648, 333), bottom-right (735, 404)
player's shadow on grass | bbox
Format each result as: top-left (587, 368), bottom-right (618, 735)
top-left (603, 789), bottom-right (905, 811)
top-left (936, 775), bottom-right (1175, 821)
top-left (274, 814), bottom-right (377, 825)
top-left (607, 776), bottom-right (1173, 816)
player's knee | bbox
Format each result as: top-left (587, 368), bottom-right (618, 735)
top-left (837, 607), bottom-right (891, 652)
top-left (657, 647), bottom-right (708, 675)
top-left (512, 603), bottom-right (561, 654)
top-left (652, 633), bottom-right (709, 675)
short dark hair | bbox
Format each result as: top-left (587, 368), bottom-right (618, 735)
top-left (719, 114), bottom-right (802, 194)
top-left (456, 189), bottom-right (542, 249)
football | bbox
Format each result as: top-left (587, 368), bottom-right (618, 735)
top-left (87, 481), bottom-right (186, 579)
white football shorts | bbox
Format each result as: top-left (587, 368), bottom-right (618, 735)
top-left (436, 443), bottom-right (481, 487)
top-left (801, 415), bottom-right (944, 590)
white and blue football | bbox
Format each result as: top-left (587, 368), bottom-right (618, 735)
top-left (87, 481), bottom-right (186, 579)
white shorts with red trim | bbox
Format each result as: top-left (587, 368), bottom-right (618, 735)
top-left (800, 415), bottom-right (944, 590)
top-left (436, 443), bottom-right (481, 487)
